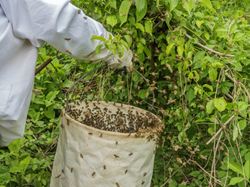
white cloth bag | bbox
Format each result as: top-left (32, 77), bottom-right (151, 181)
top-left (50, 101), bottom-right (158, 187)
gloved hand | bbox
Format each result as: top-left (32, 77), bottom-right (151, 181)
top-left (103, 45), bottom-right (134, 73)
top-left (89, 31), bottom-right (134, 73)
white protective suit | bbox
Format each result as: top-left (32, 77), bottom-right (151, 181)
top-left (0, 0), bottom-right (133, 147)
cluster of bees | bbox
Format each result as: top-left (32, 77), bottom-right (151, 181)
top-left (67, 101), bottom-right (164, 142)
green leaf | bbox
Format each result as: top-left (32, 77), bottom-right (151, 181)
top-left (183, 0), bottom-right (193, 15)
top-left (46, 91), bottom-right (59, 101)
top-left (193, 51), bottom-right (205, 62)
top-left (229, 177), bottom-right (244, 185)
top-left (20, 156), bottom-right (31, 173)
top-left (237, 101), bottom-right (249, 111)
top-left (244, 160), bottom-right (250, 179)
top-left (177, 46), bottom-right (184, 59)
top-left (186, 89), bottom-right (195, 102)
top-left (135, 0), bottom-right (146, 12)
top-left (117, 43), bottom-right (125, 58)
top-left (230, 22), bottom-right (237, 35)
top-left (166, 43), bottom-right (175, 55)
top-left (190, 171), bottom-right (200, 177)
top-left (209, 67), bottom-right (217, 81)
top-left (134, 23), bottom-right (144, 32)
top-left (107, 15), bottom-right (117, 27)
top-left (221, 86), bottom-right (229, 94)
top-left (144, 46), bottom-right (151, 58)
top-left (169, 0), bottom-right (179, 12)
top-left (119, 0), bottom-right (132, 26)
top-left (106, 43), bottom-right (116, 55)
top-left (91, 35), bottom-right (106, 42)
top-left (145, 19), bottom-right (153, 35)
top-left (8, 138), bottom-right (24, 153)
top-left (206, 100), bottom-right (214, 114)
top-left (95, 44), bottom-right (103, 54)
top-left (239, 120), bottom-right (247, 130)
top-left (233, 125), bottom-right (238, 141)
top-left (229, 162), bottom-right (244, 176)
top-left (200, 0), bottom-right (214, 10)
top-left (136, 0), bottom-right (147, 22)
top-left (109, 0), bottom-right (116, 9)
top-left (62, 79), bottom-right (73, 88)
top-left (138, 90), bottom-right (147, 99)
top-left (203, 84), bottom-right (213, 91)
top-left (214, 98), bottom-right (227, 112)
top-left (196, 20), bottom-right (204, 28)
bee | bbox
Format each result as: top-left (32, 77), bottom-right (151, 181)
top-left (129, 153), bottom-right (133, 156)
top-left (67, 119), bottom-right (70, 126)
top-left (92, 172), bottom-right (96, 177)
top-left (55, 175), bottom-right (61, 178)
top-left (80, 154), bottom-right (83, 158)
top-left (114, 154), bottom-right (119, 158)
top-left (83, 16), bottom-right (87, 19)
top-left (103, 165), bottom-right (106, 170)
top-left (66, 50), bottom-right (72, 55)
top-left (125, 170), bottom-right (128, 174)
top-left (64, 38), bottom-right (71, 41)
top-left (143, 172), bottom-right (147, 176)
top-left (153, 150), bottom-right (156, 154)
top-left (62, 169), bottom-right (64, 173)
top-left (127, 133), bottom-right (131, 137)
top-left (121, 13), bottom-right (126, 16)
top-left (116, 183), bottom-right (120, 187)
top-left (88, 133), bottom-right (93, 135)
top-left (177, 158), bottom-right (182, 164)
top-left (78, 9), bottom-right (81, 14)
top-left (61, 124), bottom-right (64, 128)
top-left (116, 141), bottom-right (118, 145)
top-left (71, 168), bottom-right (73, 173)
top-left (99, 133), bottom-right (103, 137)
top-left (141, 181), bottom-right (145, 185)
top-left (201, 155), bottom-right (207, 160)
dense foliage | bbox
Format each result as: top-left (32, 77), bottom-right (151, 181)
top-left (1, 0), bottom-right (250, 186)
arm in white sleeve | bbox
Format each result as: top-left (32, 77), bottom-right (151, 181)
top-left (0, 0), bottom-right (113, 61)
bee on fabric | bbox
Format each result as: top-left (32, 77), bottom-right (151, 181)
top-left (92, 172), bottom-right (96, 177)
top-left (64, 38), bottom-right (71, 41)
top-left (99, 133), bottom-right (103, 137)
top-left (55, 175), bottom-right (61, 178)
top-left (88, 133), bottom-right (93, 135)
top-left (103, 165), bottom-right (106, 170)
top-left (83, 16), bottom-right (87, 19)
top-left (129, 153), bottom-right (133, 156)
top-left (116, 141), bottom-right (118, 145)
top-left (71, 168), bottom-right (73, 173)
top-left (125, 170), bottom-right (128, 174)
top-left (80, 154), bottom-right (83, 158)
top-left (66, 50), bottom-right (72, 55)
top-left (143, 172), bottom-right (147, 176)
top-left (78, 9), bottom-right (81, 14)
top-left (116, 183), bottom-right (120, 187)
top-left (142, 181), bottom-right (145, 185)
top-left (114, 154), bottom-right (119, 158)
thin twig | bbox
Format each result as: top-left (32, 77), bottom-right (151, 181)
top-left (184, 33), bottom-right (235, 57)
top-left (182, 25), bottom-right (207, 45)
top-left (206, 115), bottom-right (235, 145)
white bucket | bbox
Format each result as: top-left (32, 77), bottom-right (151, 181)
top-left (50, 101), bottom-right (163, 187)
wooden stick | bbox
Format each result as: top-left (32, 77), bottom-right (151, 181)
top-left (35, 58), bottom-right (53, 75)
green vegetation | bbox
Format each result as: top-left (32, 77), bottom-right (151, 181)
top-left (1, 0), bottom-right (250, 186)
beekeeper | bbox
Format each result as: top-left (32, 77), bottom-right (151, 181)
top-left (0, 0), bottom-right (133, 147)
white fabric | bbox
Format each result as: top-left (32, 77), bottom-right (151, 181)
top-left (51, 101), bottom-right (156, 187)
top-left (0, 0), bottom-right (131, 146)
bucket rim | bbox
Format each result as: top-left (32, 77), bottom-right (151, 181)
top-left (62, 101), bottom-right (162, 138)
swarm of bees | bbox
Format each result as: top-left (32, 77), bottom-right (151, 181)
top-left (66, 101), bottom-right (164, 143)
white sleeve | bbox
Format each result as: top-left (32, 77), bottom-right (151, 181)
top-left (0, 0), bottom-right (112, 61)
